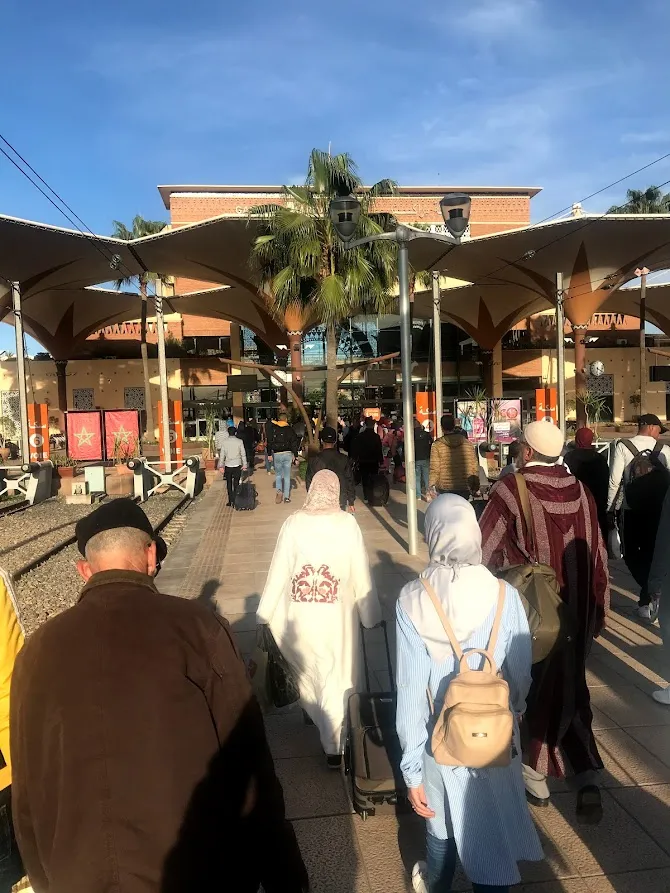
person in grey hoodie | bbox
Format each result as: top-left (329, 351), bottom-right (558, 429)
top-left (215, 426), bottom-right (248, 506)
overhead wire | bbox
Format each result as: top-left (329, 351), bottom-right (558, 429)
top-left (0, 134), bottom-right (159, 300)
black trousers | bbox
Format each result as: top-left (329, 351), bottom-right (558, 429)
top-left (224, 466), bottom-right (242, 505)
top-left (621, 509), bottom-right (655, 606)
top-left (358, 461), bottom-right (379, 488)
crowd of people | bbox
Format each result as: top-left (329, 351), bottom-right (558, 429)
top-left (2, 407), bottom-right (669, 893)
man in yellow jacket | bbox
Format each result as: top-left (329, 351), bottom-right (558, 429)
top-left (0, 566), bottom-right (25, 892)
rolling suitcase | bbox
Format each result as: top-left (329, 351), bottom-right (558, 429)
top-left (345, 621), bottom-right (407, 819)
top-left (364, 473), bottom-right (390, 507)
top-left (234, 480), bottom-right (257, 511)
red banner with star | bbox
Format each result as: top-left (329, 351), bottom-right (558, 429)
top-left (104, 410), bottom-right (140, 462)
top-left (66, 411), bottom-right (103, 461)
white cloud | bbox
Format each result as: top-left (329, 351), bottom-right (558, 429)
top-left (454, 0), bottom-right (541, 38)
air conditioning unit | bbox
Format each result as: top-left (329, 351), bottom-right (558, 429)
top-left (616, 339), bottom-right (629, 346)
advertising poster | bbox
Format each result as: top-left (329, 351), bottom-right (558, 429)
top-left (415, 391), bottom-right (437, 435)
top-left (457, 399), bottom-right (522, 444)
top-left (536, 388), bottom-right (558, 424)
top-left (27, 403), bottom-right (50, 462)
top-left (104, 410), bottom-right (140, 462)
top-left (158, 400), bottom-right (184, 466)
top-left (66, 411), bottom-right (104, 461)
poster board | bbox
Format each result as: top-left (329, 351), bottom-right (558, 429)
top-left (157, 400), bottom-right (184, 466)
top-left (27, 403), bottom-right (50, 462)
top-left (415, 392), bottom-right (437, 436)
top-left (104, 410), bottom-right (140, 462)
top-left (536, 388), bottom-right (558, 424)
top-left (456, 399), bottom-right (522, 444)
top-left (66, 411), bottom-right (104, 461)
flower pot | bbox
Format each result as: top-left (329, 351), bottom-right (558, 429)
top-left (115, 464), bottom-right (133, 475)
top-left (204, 458), bottom-right (217, 471)
top-left (56, 466), bottom-right (75, 479)
top-left (0, 447), bottom-right (9, 464)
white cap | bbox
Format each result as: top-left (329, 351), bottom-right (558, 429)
top-left (523, 420), bottom-right (564, 459)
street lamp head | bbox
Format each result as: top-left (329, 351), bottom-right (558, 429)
top-left (329, 195), bottom-right (361, 242)
top-left (439, 193), bottom-right (472, 240)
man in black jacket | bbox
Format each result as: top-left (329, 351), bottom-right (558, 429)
top-left (306, 426), bottom-right (355, 511)
top-left (350, 417), bottom-right (383, 488)
top-left (266, 412), bottom-right (300, 504)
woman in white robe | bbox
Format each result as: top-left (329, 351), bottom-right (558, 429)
top-left (257, 470), bottom-right (381, 763)
top-left (396, 494), bottom-right (543, 893)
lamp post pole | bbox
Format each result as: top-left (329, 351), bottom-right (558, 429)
top-left (329, 193), bottom-right (470, 557)
top-left (155, 294), bottom-right (172, 473)
top-left (556, 272), bottom-right (566, 437)
top-left (432, 270), bottom-right (443, 424)
top-left (11, 282), bottom-right (30, 462)
top-left (636, 266), bottom-right (649, 415)
top-left (397, 228), bottom-right (418, 555)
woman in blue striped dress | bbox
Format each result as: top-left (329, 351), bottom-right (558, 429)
top-left (396, 494), bottom-right (543, 893)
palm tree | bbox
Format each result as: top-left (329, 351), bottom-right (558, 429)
top-left (608, 185), bottom-right (670, 214)
top-left (112, 215), bottom-right (167, 439)
top-left (250, 149), bottom-right (397, 425)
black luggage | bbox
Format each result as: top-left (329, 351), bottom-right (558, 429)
top-left (364, 473), bottom-right (390, 507)
top-left (345, 621), bottom-right (407, 819)
top-left (234, 480), bottom-right (257, 511)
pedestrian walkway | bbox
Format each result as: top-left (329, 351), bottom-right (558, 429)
top-left (158, 469), bottom-right (670, 893)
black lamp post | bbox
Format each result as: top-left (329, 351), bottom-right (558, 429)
top-left (330, 193), bottom-right (471, 555)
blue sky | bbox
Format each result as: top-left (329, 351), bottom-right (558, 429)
top-left (1, 0), bottom-right (670, 351)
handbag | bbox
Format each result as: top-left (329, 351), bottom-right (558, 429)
top-left (256, 625), bottom-right (300, 709)
top-left (498, 473), bottom-right (575, 664)
top-left (607, 525), bottom-right (622, 561)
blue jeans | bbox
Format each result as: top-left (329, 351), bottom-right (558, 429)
top-left (426, 834), bottom-right (508, 893)
top-left (416, 459), bottom-right (430, 499)
top-left (274, 451), bottom-right (293, 499)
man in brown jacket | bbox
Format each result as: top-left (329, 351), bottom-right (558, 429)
top-left (428, 414), bottom-right (480, 498)
top-left (10, 499), bottom-right (308, 893)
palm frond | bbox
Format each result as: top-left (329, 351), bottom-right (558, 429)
top-left (313, 275), bottom-right (348, 326)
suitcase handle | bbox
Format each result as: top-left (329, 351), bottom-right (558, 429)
top-left (360, 620), bottom-right (395, 693)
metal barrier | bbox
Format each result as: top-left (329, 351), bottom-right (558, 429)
top-left (0, 460), bottom-right (53, 505)
top-left (126, 456), bottom-right (203, 502)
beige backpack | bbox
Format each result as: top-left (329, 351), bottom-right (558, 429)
top-left (421, 578), bottom-right (513, 769)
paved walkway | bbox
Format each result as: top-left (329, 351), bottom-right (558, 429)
top-left (159, 468), bottom-right (670, 893)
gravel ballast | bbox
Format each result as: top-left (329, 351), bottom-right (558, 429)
top-left (9, 493), bottom-right (187, 636)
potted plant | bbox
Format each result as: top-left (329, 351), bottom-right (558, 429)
top-left (0, 417), bottom-right (17, 463)
top-left (629, 392), bottom-right (641, 423)
top-left (53, 454), bottom-right (78, 478)
top-left (112, 434), bottom-right (139, 473)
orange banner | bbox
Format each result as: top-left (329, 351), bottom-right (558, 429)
top-left (158, 400), bottom-right (183, 466)
top-left (536, 388), bottom-right (557, 423)
top-left (415, 391), bottom-right (437, 435)
top-left (27, 403), bottom-right (50, 462)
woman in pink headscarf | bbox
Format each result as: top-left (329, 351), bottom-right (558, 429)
top-left (257, 470), bottom-right (381, 765)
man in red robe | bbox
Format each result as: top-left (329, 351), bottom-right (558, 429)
top-left (480, 421), bottom-right (609, 823)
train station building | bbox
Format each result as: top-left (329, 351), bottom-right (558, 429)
top-left (1, 183), bottom-right (670, 441)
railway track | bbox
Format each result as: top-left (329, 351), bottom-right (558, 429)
top-left (7, 493), bottom-right (193, 636)
top-left (0, 499), bottom-right (29, 518)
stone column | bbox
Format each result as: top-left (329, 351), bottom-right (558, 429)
top-left (571, 323), bottom-right (589, 427)
top-left (229, 323), bottom-right (245, 424)
top-left (480, 340), bottom-right (503, 397)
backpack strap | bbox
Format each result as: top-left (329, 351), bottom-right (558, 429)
top-left (621, 439), bottom-right (640, 457)
top-left (420, 578), bottom-right (464, 661)
top-left (514, 472), bottom-right (536, 556)
top-left (487, 580), bottom-right (506, 655)
top-left (653, 441), bottom-right (664, 455)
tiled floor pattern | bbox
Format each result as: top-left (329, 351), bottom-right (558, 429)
top-left (158, 468), bottom-right (670, 892)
